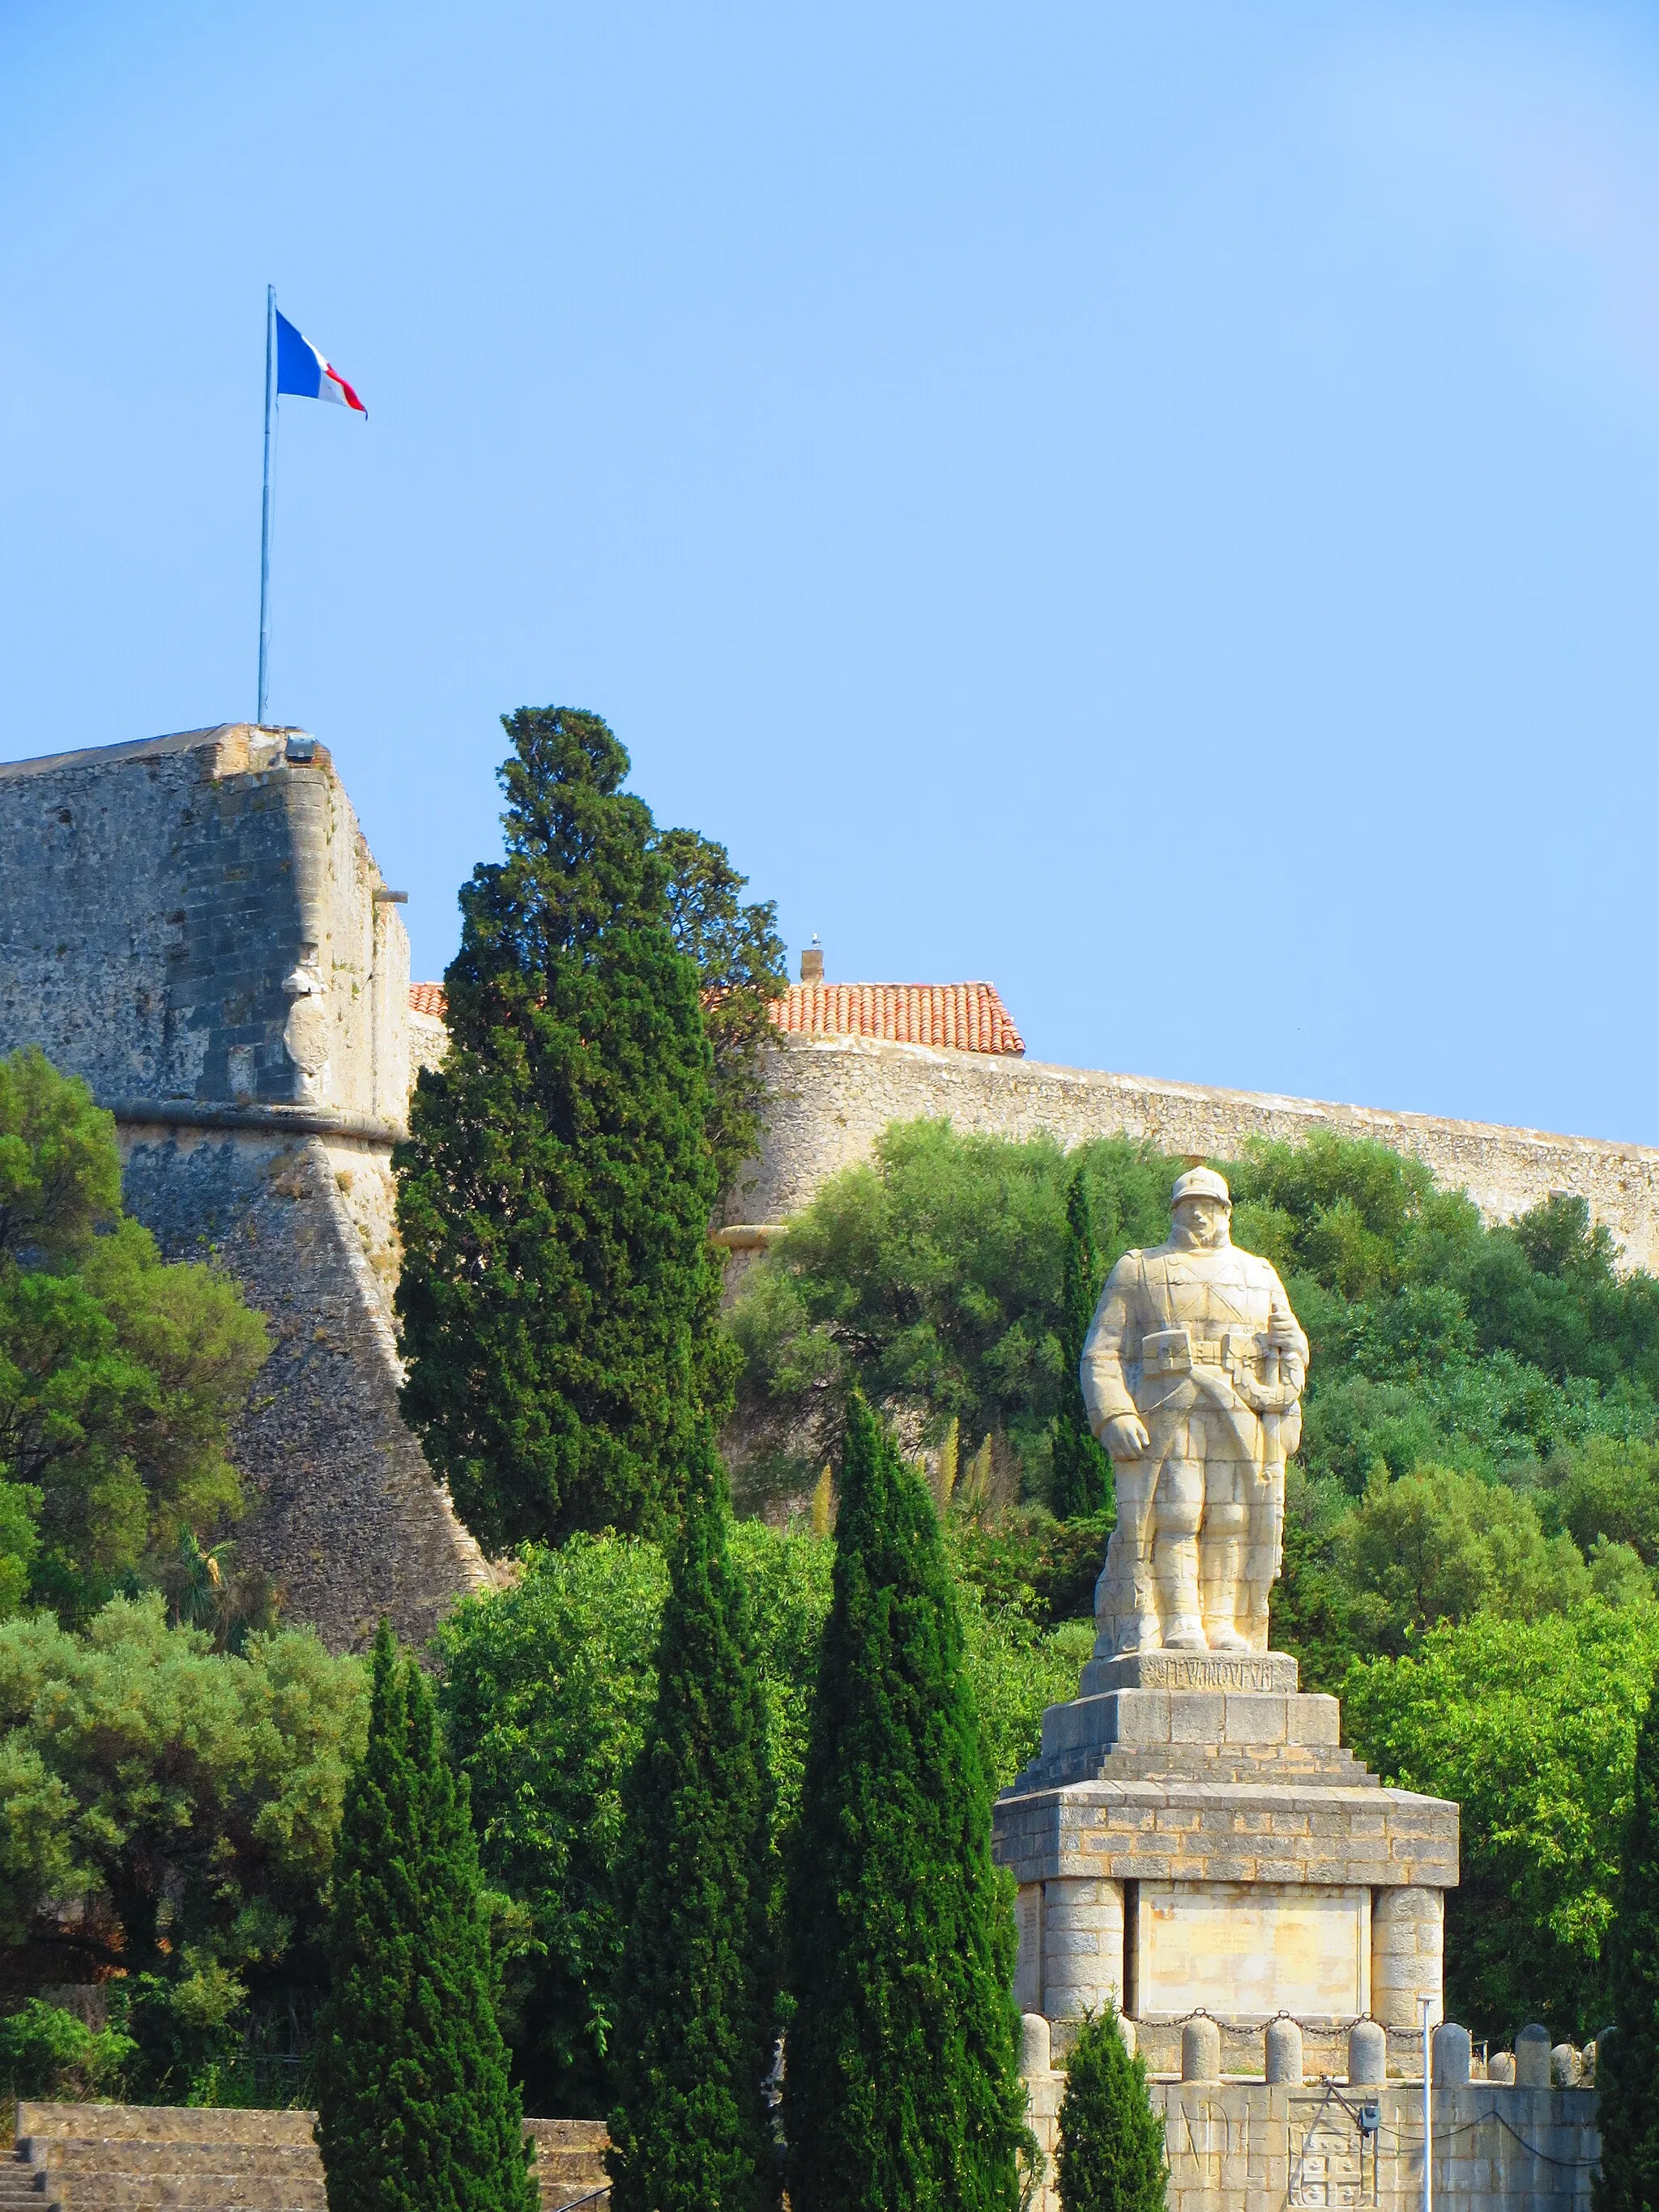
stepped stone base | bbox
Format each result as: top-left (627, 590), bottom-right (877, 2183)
top-left (995, 1656), bottom-right (1459, 2035)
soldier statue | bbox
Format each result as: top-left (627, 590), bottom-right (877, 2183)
top-left (1080, 1166), bottom-right (1308, 1656)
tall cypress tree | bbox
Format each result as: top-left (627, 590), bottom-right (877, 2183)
top-left (1594, 1668), bottom-right (1659, 2212)
top-left (395, 708), bottom-right (719, 1548)
top-left (316, 1622), bottom-right (535, 2212)
top-left (1051, 1164), bottom-right (1112, 1519)
top-left (783, 1392), bottom-right (1028, 2212)
top-left (607, 1423), bottom-right (778, 2212)
top-left (1054, 2004), bottom-right (1167, 2212)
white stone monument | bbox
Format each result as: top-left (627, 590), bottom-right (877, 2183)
top-left (993, 1169), bottom-right (1459, 2076)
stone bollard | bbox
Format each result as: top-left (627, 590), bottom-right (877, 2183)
top-left (1182, 2017), bottom-right (1222, 2083)
top-left (1265, 2018), bottom-right (1303, 2086)
top-left (1515, 2024), bottom-right (1552, 2088)
top-left (1119, 2015), bottom-right (1137, 2060)
top-left (1431, 2023), bottom-right (1471, 2086)
top-left (1552, 2044), bottom-right (1582, 2088)
top-left (1488, 2052), bottom-right (1516, 2085)
top-left (1021, 2014), bottom-right (1051, 2077)
top-left (1348, 2019), bottom-right (1388, 2086)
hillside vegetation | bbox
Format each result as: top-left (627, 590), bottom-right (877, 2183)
top-left (728, 1118), bottom-right (1659, 2035)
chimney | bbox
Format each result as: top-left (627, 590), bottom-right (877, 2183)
top-left (800, 936), bottom-right (824, 986)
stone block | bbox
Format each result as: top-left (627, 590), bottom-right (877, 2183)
top-left (1433, 2022), bottom-right (1471, 2086)
top-left (1265, 2018), bottom-right (1303, 2085)
top-left (1348, 2018), bottom-right (1387, 2085)
top-left (1182, 2018), bottom-right (1222, 2082)
top-left (1515, 2022), bottom-right (1551, 2088)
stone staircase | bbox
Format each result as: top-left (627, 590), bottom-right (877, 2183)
top-left (6, 2103), bottom-right (610, 2210)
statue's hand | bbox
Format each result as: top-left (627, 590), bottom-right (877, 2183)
top-left (1103, 1414), bottom-right (1149, 1460)
top-left (1268, 1313), bottom-right (1303, 1353)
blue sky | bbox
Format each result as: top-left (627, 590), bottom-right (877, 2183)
top-left (3, 2), bottom-right (1658, 1142)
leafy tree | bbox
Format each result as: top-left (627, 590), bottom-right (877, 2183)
top-left (1344, 1598), bottom-right (1659, 2037)
top-left (1337, 1463), bottom-right (1594, 1652)
top-left (1555, 1438), bottom-right (1659, 1567)
top-left (783, 1392), bottom-right (1028, 2212)
top-left (0, 1592), bottom-right (365, 2095)
top-left (1593, 1662), bottom-right (1659, 2212)
top-left (655, 826), bottom-right (787, 1201)
top-left (1054, 2002), bottom-right (1167, 2212)
top-left (608, 1429), bottom-right (778, 2212)
top-left (317, 1622), bottom-right (534, 2212)
top-left (435, 1532), bottom-right (670, 2118)
top-left (1051, 1166), bottom-right (1112, 1519)
top-left (436, 1520), bottom-right (1080, 2120)
top-left (395, 708), bottom-right (720, 1549)
top-left (0, 1997), bottom-right (134, 2101)
top-left (0, 1048), bottom-right (270, 1620)
top-left (729, 1122), bottom-right (1174, 1489)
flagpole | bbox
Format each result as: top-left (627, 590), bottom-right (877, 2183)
top-left (257, 283), bottom-right (275, 726)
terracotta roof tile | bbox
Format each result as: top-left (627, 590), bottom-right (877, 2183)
top-left (409, 978), bottom-right (1025, 1058)
top-left (766, 982), bottom-right (1024, 1056)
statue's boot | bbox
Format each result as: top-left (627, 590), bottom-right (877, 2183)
top-left (1156, 1532), bottom-right (1206, 1650)
top-left (1202, 1536), bottom-right (1248, 1652)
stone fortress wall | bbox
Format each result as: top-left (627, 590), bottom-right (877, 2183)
top-left (0, 726), bottom-right (491, 1651)
top-left (733, 1031), bottom-right (1659, 1272)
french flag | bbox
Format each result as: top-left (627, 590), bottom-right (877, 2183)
top-left (275, 309), bottom-right (367, 416)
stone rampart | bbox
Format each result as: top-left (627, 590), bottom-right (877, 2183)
top-left (734, 1034), bottom-right (1659, 1272)
top-left (0, 727), bottom-right (489, 1652)
top-left (1019, 2018), bottom-right (1597, 2212)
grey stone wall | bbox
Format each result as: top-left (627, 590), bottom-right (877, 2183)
top-left (1020, 2037), bottom-right (1597, 2212)
top-left (732, 1033), bottom-right (1659, 1272)
top-left (121, 1122), bottom-right (490, 1651)
top-left (0, 726), bottom-right (486, 1652)
top-left (0, 724), bottom-right (408, 1126)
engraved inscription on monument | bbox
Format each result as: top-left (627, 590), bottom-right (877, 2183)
top-left (1081, 1166), bottom-right (1308, 1657)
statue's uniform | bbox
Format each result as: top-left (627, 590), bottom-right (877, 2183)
top-left (1080, 1240), bottom-right (1307, 1656)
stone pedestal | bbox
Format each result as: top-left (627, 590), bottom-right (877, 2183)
top-left (993, 1652), bottom-right (1458, 2066)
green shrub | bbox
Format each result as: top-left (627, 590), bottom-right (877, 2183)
top-left (783, 1395), bottom-right (1028, 2211)
top-left (317, 1622), bottom-right (534, 2212)
top-left (1344, 1598), bottom-right (1659, 2035)
top-left (608, 1435), bottom-right (778, 2211)
top-left (1054, 2004), bottom-right (1166, 2212)
top-left (0, 1046), bottom-right (270, 1622)
top-left (0, 1998), bottom-right (134, 2101)
top-left (1593, 1662), bottom-right (1659, 2212)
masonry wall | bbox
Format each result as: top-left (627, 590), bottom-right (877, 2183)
top-left (733, 1034), bottom-right (1659, 1272)
top-left (0, 724), bottom-right (408, 1126)
top-left (0, 727), bottom-right (487, 1652)
top-left (120, 1123), bottom-right (490, 1650)
top-left (1022, 2067), bottom-right (1597, 2212)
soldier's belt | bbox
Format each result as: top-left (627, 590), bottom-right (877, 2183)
top-left (1142, 1327), bottom-right (1263, 1378)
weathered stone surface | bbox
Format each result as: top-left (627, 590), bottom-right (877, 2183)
top-left (1140, 1880), bottom-right (1371, 2021)
top-left (1017, 2073), bottom-right (1601, 2212)
top-left (120, 1123), bottom-right (492, 1650)
top-left (0, 727), bottom-right (490, 1652)
top-left (11, 2103), bottom-right (607, 2212)
top-left (0, 726), bottom-right (408, 1127)
top-left (1516, 2023), bottom-right (1553, 2088)
top-left (1080, 1649), bottom-right (1300, 1696)
top-left (733, 1029), bottom-right (1659, 1273)
top-left (996, 1775), bottom-right (1457, 1892)
top-left (1265, 2017), bottom-right (1303, 2086)
top-left (1081, 1170), bottom-right (1307, 1657)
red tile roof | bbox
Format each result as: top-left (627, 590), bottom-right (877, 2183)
top-left (766, 982), bottom-right (1024, 1056)
top-left (409, 978), bottom-right (1025, 1057)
